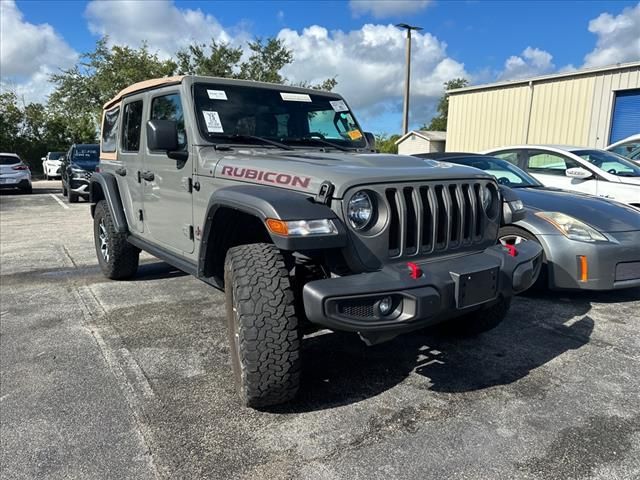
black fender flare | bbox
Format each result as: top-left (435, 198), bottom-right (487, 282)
top-left (198, 184), bottom-right (347, 277)
top-left (89, 173), bottom-right (128, 233)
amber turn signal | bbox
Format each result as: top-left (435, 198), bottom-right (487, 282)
top-left (578, 255), bottom-right (588, 282)
top-left (265, 218), bottom-right (288, 236)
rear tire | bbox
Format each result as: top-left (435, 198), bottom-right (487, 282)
top-left (450, 296), bottom-right (512, 336)
top-left (93, 200), bottom-right (139, 280)
top-left (62, 183), bottom-right (68, 197)
top-left (21, 184), bottom-right (32, 194)
top-left (68, 191), bottom-right (79, 203)
top-left (224, 243), bottom-right (301, 408)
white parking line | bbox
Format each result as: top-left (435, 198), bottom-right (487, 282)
top-left (49, 193), bottom-right (69, 209)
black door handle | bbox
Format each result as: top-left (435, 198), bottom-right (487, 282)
top-left (141, 171), bottom-right (155, 181)
top-left (115, 167), bottom-right (126, 176)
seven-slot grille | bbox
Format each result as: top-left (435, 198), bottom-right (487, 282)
top-left (385, 182), bottom-right (491, 258)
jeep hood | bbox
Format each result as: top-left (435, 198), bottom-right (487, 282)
top-left (203, 149), bottom-right (494, 198)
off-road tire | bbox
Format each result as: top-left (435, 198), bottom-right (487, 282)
top-left (93, 200), bottom-right (139, 280)
top-left (450, 296), bottom-right (512, 336)
top-left (499, 226), bottom-right (548, 289)
top-left (224, 243), bottom-right (301, 408)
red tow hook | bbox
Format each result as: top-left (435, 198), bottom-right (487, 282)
top-left (407, 262), bottom-right (423, 279)
top-left (504, 244), bottom-right (518, 257)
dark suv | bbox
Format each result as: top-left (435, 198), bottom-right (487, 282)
top-left (62, 144), bottom-right (100, 203)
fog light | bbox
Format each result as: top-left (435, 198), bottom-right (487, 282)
top-left (378, 296), bottom-right (393, 316)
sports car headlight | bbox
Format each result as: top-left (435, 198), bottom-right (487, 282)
top-left (535, 212), bottom-right (608, 242)
top-left (347, 190), bottom-right (374, 230)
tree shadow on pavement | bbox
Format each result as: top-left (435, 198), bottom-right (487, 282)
top-left (273, 294), bottom-right (594, 413)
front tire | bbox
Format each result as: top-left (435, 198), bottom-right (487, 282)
top-left (224, 243), bottom-right (301, 408)
top-left (93, 200), bottom-right (139, 279)
top-left (62, 183), bottom-right (68, 197)
top-left (68, 190), bottom-right (79, 203)
top-left (499, 226), bottom-right (547, 289)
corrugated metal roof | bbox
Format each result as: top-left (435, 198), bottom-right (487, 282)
top-left (448, 61), bottom-right (640, 95)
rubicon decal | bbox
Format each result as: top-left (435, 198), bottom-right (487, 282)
top-left (220, 166), bottom-right (311, 189)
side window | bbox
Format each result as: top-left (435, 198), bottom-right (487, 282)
top-left (102, 107), bottom-right (120, 152)
top-left (527, 152), bottom-right (580, 175)
top-left (122, 100), bottom-right (143, 152)
top-left (493, 151), bottom-right (519, 165)
top-left (150, 93), bottom-right (186, 150)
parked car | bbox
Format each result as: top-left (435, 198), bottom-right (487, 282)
top-left (483, 145), bottom-right (640, 206)
top-left (88, 75), bottom-right (542, 408)
top-left (414, 152), bottom-right (640, 291)
top-left (625, 145), bottom-right (640, 163)
top-left (606, 133), bottom-right (640, 158)
top-left (61, 144), bottom-right (99, 203)
top-left (0, 153), bottom-right (32, 194)
top-left (41, 151), bottom-right (65, 180)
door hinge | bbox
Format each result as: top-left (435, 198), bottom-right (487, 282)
top-left (138, 209), bottom-right (144, 221)
top-left (187, 177), bottom-right (193, 193)
top-left (137, 171), bottom-right (142, 183)
top-left (189, 225), bottom-right (194, 240)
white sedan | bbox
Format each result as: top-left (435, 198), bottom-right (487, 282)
top-left (483, 145), bottom-right (640, 206)
top-left (607, 133), bottom-right (640, 158)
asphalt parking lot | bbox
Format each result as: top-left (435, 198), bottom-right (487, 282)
top-left (1, 181), bottom-right (640, 480)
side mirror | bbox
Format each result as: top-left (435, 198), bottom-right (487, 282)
top-left (41, 157), bottom-right (46, 161)
top-left (363, 131), bottom-right (376, 151)
top-left (565, 167), bottom-right (592, 179)
top-left (500, 186), bottom-right (526, 224)
top-left (147, 119), bottom-right (178, 152)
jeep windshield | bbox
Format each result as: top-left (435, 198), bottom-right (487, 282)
top-left (71, 146), bottom-right (99, 170)
top-left (193, 83), bottom-right (367, 150)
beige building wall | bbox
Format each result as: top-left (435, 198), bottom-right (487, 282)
top-left (446, 63), bottom-right (640, 152)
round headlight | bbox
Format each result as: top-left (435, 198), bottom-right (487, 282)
top-left (347, 190), bottom-right (374, 230)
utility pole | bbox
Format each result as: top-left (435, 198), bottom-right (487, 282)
top-left (397, 23), bottom-right (423, 135)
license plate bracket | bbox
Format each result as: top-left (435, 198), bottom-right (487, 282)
top-left (451, 267), bottom-right (499, 309)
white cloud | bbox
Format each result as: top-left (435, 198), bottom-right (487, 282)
top-left (0, 0), bottom-right (77, 102)
top-left (84, 0), bottom-right (240, 57)
top-left (583, 2), bottom-right (640, 67)
top-left (278, 24), bottom-right (466, 128)
top-left (499, 47), bottom-right (555, 80)
top-left (350, 0), bottom-right (432, 19)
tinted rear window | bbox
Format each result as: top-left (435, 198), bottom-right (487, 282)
top-left (0, 155), bottom-right (20, 165)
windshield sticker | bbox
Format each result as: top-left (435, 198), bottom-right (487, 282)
top-left (207, 89), bottom-right (228, 100)
top-left (347, 129), bottom-right (363, 140)
top-left (202, 111), bottom-right (224, 133)
top-left (280, 92), bottom-right (312, 102)
top-left (329, 100), bottom-right (348, 112)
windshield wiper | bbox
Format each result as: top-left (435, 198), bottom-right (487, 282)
top-left (286, 137), bottom-right (351, 152)
top-left (214, 134), bottom-right (293, 150)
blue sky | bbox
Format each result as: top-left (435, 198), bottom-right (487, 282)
top-left (3, 0), bottom-right (640, 133)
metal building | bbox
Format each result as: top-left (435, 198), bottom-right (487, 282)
top-left (446, 61), bottom-right (640, 152)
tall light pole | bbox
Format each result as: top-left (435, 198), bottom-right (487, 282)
top-left (397, 23), bottom-right (422, 135)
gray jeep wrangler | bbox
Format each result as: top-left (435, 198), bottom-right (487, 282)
top-left (90, 75), bottom-right (542, 408)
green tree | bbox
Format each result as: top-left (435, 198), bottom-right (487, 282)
top-left (50, 37), bottom-right (177, 127)
top-left (175, 40), bottom-right (242, 77)
top-left (0, 92), bottom-right (23, 152)
top-left (423, 78), bottom-right (469, 131)
top-left (374, 133), bottom-right (401, 154)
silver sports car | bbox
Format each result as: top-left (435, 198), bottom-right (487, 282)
top-left (413, 153), bottom-right (640, 291)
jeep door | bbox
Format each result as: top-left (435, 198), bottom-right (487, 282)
top-left (141, 89), bottom-right (194, 254)
top-left (117, 98), bottom-right (145, 233)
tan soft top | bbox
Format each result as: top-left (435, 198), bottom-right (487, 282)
top-left (103, 76), bottom-right (185, 110)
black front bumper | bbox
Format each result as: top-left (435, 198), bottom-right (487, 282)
top-left (302, 242), bottom-right (542, 335)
